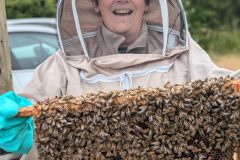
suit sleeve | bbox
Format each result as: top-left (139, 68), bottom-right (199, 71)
top-left (18, 50), bottom-right (67, 102)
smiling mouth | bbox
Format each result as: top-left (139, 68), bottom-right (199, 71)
top-left (113, 9), bottom-right (133, 16)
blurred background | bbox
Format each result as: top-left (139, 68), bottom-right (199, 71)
top-left (6, 0), bottom-right (240, 70)
top-left (183, 0), bottom-right (240, 70)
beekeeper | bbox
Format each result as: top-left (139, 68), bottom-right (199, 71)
top-left (0, 0), bottom-right (239, 159)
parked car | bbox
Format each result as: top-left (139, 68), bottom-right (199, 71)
top-left (7, 18), bottom-right (56, 29)
top-left (7, 22), bottom-right (59, 92)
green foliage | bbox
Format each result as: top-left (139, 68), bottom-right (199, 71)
top-left (207, 30), bottom-right (240, 54)
top-left (6, 0), bottom-right (56, 19)
top-left (183, 0), bottom-right (240, 53)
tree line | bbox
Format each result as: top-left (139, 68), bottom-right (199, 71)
top-left (183, 0), bottom-right (240, 53)
top-left (6, 0), bottom-right (240, 53)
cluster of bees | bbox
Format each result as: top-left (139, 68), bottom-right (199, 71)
top-left (34, 77), bottom-right (240, 159)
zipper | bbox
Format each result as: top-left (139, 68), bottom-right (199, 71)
top-left (120, 73), bottom-right (132, 90)
top-left (80, 62), bottom-right (174, 90)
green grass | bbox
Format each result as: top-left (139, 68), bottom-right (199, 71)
top-left (192, 30), bottom-right (240, 55)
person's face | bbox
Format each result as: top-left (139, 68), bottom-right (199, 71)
top-left (93, 0), bottom-right (148, 36)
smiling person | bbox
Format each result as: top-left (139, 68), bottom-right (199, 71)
top-left (92, 0), bottom-right (150, 49)
top-left (0, 0), bottom-right (240, 159)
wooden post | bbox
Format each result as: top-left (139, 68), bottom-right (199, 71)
top-left (0, 0), bottom-right (12, 94)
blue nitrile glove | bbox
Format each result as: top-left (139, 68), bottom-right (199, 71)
top-left (0, 91), bottom-right (34, 154)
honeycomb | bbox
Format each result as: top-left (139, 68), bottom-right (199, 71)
top-left (32, 77), bottom-right (240, 159)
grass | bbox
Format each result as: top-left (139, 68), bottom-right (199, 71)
top-left (209, 52), bottom-right (240, 70)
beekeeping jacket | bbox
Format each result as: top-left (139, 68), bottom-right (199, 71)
top-left (16, 0), bottom-right (240, 159)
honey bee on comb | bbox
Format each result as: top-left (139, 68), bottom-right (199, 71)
top-left (20, 77), bottom-right (240, 159)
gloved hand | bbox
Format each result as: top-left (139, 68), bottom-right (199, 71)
top-left (0, 91), bottom-right (34, 154)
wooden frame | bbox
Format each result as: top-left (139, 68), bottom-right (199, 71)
top-left (0, 0), bottom-right (12, 94)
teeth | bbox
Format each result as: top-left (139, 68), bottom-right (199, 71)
top-left (113, 9), bottom-right (132, 15)
top-left (116, 10), bottom-right (130, 14)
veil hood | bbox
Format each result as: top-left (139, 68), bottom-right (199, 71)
top-left (57, 0), bottom-right (189, 58)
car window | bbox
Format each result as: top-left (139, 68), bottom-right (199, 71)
top-left (9, 32), bottom-right (59, 70)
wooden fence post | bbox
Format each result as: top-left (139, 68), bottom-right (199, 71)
top-left (0, 0), bottom-right (12, 94)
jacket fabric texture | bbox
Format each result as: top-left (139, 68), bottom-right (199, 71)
top-left (15, 0), bottom-right (239, 159)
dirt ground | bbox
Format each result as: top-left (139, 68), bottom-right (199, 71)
top-left (210, 53), bottom-right (240, 70)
